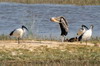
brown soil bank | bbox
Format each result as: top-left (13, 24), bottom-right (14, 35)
top-left (0, 40), bottom-right (99, 54)
top-left (0, 40), bottom-right (98, 49)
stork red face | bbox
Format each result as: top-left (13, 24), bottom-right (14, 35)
top-left (50, 17), bottom-right (61, 23)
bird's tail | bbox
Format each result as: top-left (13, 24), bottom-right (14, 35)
top-left (9, 30), bottom-right (15, 36)
top-left (9, 32), bottom-right (13, 36)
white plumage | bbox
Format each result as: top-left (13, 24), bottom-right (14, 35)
top-left (10, 25), bottom-right (28, 44)
top-left (12, 28), bottom-right (24, 38)
top-left (82, 28), bottom-right (92, 41)
top-left (78, 25), bottom-right (94, 45)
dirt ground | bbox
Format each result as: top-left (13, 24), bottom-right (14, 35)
top-left (0, 40), bottom-right (98, 50)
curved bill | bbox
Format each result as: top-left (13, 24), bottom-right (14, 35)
top-left (22, 25), bottom-right (28, 31)
top-left (82, 25), bottom-right (88, 29)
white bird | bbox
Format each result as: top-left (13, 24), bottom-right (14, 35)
top-left (9, 25), bottom-right (28, 44)
top-left (78, 25), bottom-right (94, 45)
top-left (77, 25), bottom-right (88, 36)
top-left (50, 16), bottom-right (68, 42)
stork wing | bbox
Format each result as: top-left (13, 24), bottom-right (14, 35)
top-left (60, 17), bottom-right (68, 32)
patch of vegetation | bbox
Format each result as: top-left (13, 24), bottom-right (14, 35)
top-left (90, 37), bottom-right (100, 46)
top-left (0, 0), bottom-right (100, 5)
top-left (0, 44), bottom-right (100, 62)
top-left (0, 34), bottom-right (100, 44)
top-left (0, 34), bottom-right (11, 40)
top-left (0, 35), bottom-right (100, 65)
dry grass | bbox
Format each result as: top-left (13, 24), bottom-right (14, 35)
top-left (0, 40), bottom-right (100, 61)
top-left (0, 0), bottom-right (100, 5)
top-left (0, 40), bottom-right (99, 66)
top-left (0, 34), bottom-right (100, 64)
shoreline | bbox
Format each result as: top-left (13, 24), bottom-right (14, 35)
top-left (0, 40), bottom-right (98, 49)
top-left (0, 40), bottom-right (99, 62)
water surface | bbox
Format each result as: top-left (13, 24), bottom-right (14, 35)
top-left (0, 2), bottom-right (100, 39)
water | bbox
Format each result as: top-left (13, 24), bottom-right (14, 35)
top-left (0, 2), bottom-right (100, 39)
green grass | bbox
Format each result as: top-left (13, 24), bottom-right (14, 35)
top-left (0, 45), bottom-right (100, 65)
top-left (0, 34), bottom-right (11, 40)
top-left (0, 44), bottom-right (100, 62)
top-left (0, 34), bottom-right (100, 43)
top-left (0, 33), bottom-right (59, 42)
top-left (0, 0), bottom-right (100, 5)
top-left (90, 37), bottom-right (100, 46)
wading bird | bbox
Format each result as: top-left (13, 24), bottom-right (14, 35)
top-left (77, 25), bottom-right (88, 36)
top-left (9, 25), bottom-right (28, 44)
top-left (50, 16), bottom-right (68, 42)
top-left (78, 25), bottom-right (94, 45)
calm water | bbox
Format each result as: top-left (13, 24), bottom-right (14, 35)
top-left (0, 2), bottom-right (100, 39)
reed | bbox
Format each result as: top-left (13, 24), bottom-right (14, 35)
top-left (0, 0), bottom-right (100, 5)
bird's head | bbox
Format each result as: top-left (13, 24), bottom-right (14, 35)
top-left (81, 25), bottom-right (88, 29)
top-left (22, 25), bottom-right (28, 31)
top-left (90, 25), bottom-right (94, 29)
top-left (50, 16), bottom-right (62, 23)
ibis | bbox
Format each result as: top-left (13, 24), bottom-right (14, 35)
top-left (9, 25), bottom-right (28, 44)
top-left (78, 25), bottom-right (94, 45)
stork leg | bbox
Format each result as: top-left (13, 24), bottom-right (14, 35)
top-left (61, 35), bottom-right (65, 42)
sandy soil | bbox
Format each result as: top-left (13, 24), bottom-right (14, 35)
top-left (0, 40), bottom-right (98, 50)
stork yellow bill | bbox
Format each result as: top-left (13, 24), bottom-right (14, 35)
top-left (50, 17), bottom-right (60, 23)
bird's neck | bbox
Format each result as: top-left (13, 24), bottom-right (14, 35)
top-left (88, 28), bottom-right (92, 32)
top-left (22, 28), bottom-right (26, 32)
top-left (90, 26), bottom-right (93, 30)
top-left (90, 27), bottom-right (93, 30)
